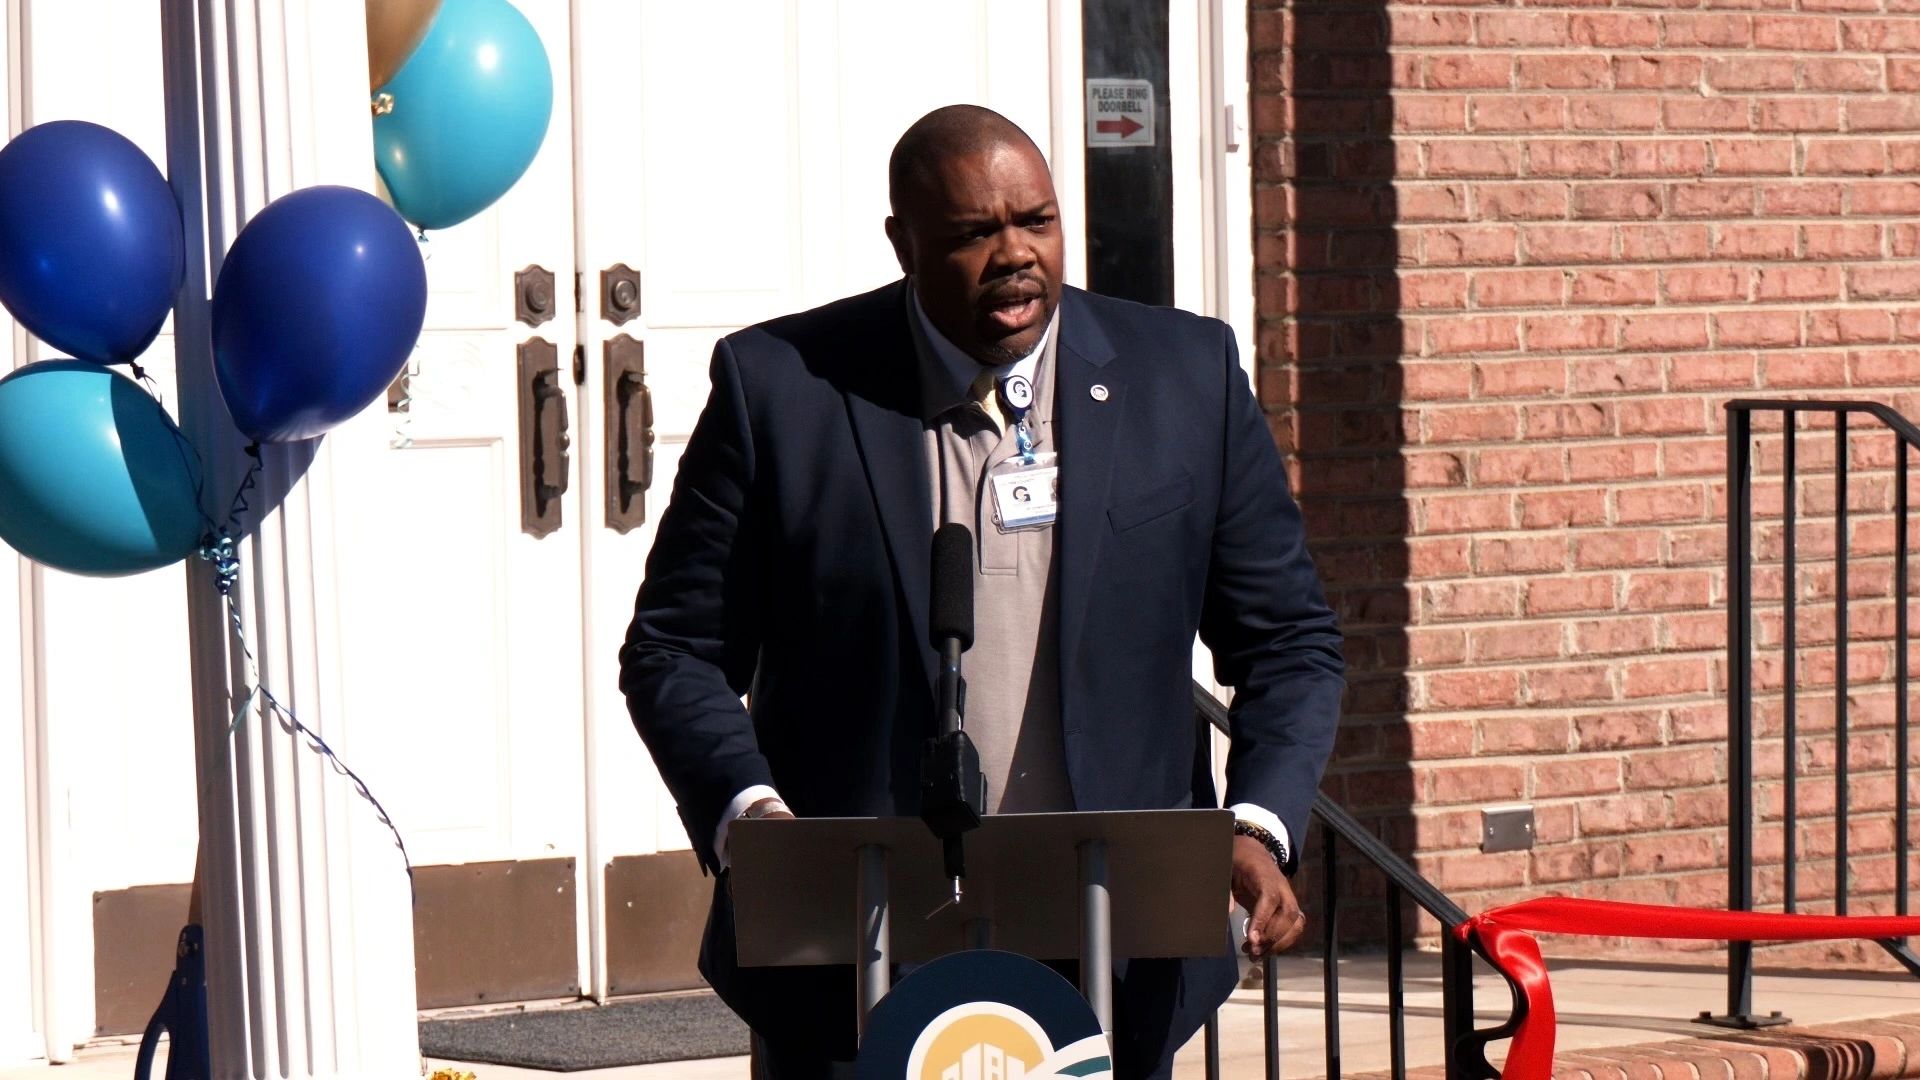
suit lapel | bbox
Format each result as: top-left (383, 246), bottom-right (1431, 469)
top-left (843, 283), bottom-right (937, 695)
top-left (1054, 288), bottom-right (1123, 696)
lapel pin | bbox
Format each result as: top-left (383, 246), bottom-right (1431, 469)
top-left (1090, 384), bottom-right (1110, 402)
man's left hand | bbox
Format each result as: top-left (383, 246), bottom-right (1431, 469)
top-left (1231, 835), bottom-right (1305, 958)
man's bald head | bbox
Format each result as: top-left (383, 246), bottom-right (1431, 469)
top-left (888, 105), bottom-right (1045, 217)
top-left (883, 105), bottom-right (1065, 367)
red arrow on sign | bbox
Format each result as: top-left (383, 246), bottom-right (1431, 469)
top-left (1095, 115), bottom-right (1143, 138)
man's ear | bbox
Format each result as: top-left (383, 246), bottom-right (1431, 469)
top-left (884, 216), bottom-right (913, 277)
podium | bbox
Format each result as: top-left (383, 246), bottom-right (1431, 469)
top-left (728, 809), bottom-right (1234, 1039)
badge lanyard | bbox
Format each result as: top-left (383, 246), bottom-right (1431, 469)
top-left (998, 373), bottom-right (1037, 464)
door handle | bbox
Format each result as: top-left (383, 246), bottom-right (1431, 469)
top-left (603, 333), bottom-right (652, 533)
top-left (517, 337), bottom-right (569, 537)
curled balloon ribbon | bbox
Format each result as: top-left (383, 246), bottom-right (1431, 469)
top-left (181, 437), bottom-right (414, 896)
top-left (1457, 898), bottom-right (1920, 1080)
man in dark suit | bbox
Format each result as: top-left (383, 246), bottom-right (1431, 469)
top-left (619, 105), bottom-right (1343, 1079)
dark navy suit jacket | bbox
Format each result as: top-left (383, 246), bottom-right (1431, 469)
top-left (618, 280), bottom-right (1344, 1069)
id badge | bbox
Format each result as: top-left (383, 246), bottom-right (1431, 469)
top-left (989, 452), bottom-right (1059, 531)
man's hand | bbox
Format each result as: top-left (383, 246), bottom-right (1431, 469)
top-left (1231, 835), bottom-right (1305, 958)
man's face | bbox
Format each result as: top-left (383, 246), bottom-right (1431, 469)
top-left (887, 141), bottom-right (1065, 367)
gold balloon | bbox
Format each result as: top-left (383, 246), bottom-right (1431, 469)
top-left (365, 0), bottom-right (442, 91)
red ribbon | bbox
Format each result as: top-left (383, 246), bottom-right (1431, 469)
top-left (1456, 898), bottom-right (1920, 1080)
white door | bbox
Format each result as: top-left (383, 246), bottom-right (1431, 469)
top-left (329, 0), bottom-right (590, 974)
top-left (570, 0), bottom-right (1067, 996)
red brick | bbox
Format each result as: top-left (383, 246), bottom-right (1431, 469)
top-left (1406, 450), bottom-right (1467, 488)
top-left (1621, 224), bottom-right (1711, 261)
top-left (1579, 792), bottom-right (1670, 834)
top-left (1424, 54), bottom-right (1515, 90)
top-left (1534, 757), bottom-right (1627, 797)
top-left (1803, 57), bottom-right (1885, 91)
top-left (1623, 831), bottom-right (1722, 874)
top-left (1421, 492), bottom-right (1514, 534)
top-left (1806, 139), bottom-right (1889, 175)
top-left (1396, 97), bottom-right (1470, 135)
top-left (1569, 442), bottom-right (1661, 483)
top-left (1571, 13), bottom-right (1660, 47)
top-left (1661, 431), bottom-right (1736, 471)
top-left (1470, 625), bottom-right (1567, 663)
top-left (1664, 98), bottom-right (1754, 133)
top-left (1476, 12), bottom-right (1572, 46)
top-left (1407, 538), bottom-right (1473, 578)
top-left (1572, 269), bottom-right (1660, 305)
top-left (1615, 482), bottom-right (1710, 523)
top-left (1761, 182), bottom-right (1845, 216)
top-left (1615, 56), bottom-right (1704, 90)
top-left (1526, 575), bottom-right (1619, 615)
top-left (1807, 307), bottom-right (1895, 346)
top-left (1476, 359), bottom-right (1568, 397)
top-left (1672, 181), bottom-right (1758, 218)
top-left (1426, 317), bottom-right (1522, 357)
top-left (1802, 223), bottom-right (1881, 259)
top-left (1423, 403), bottom-right (1523, 441)
top-left (1666, 13), bottom-right (1756, 46)
top-left (1400, 361), bottom-right (1474, 401)
top-left (1425, 669), bottom-right (1524, 709)
top-left (1893, 58), bottom-right (1920, 90)
top-left (1714, 309), bottom-right (1802, 348)
top-left (1392, 10), bottom-right (1474, 45)
top-left (1664, 265), bottom-right (1750, 304)
top-left (1474, 182), bottom-right (1573, 220)
top-left (1526, 140), bottom-right (1617, 179)
top-left (1661, 610), bottom-right (1730, 651)
top-left (1844, 18), bottom-right (1920, 51)
top-left (1706, 56), bottom-right (1797, 92)
top-left (1714, 223), bottom-right (1798, 260)
top-left (1573, 183), bottom-right (1664, 220)
top-left (1621, 313), bottom-right (1711, 351)
top-left (1754, 15), bottom-right (1840, 50)
top-left (1711, 139), bottom-right (1795, 175)
top-left (1521, 224), bottom-right (1616, 263)
top-left (1430, 763), bottom-right (1528, 805)
top-left (1849, 348), bottom-right (1920, 384)
top-left (1624, 747), bottom-right (1723, 789)
top-left (1851, 180), bottom-right (1920, 214)
top-left (1571, 96), bottom-right (1662, 132)
top-left (1423, 226), bottom-right (1520, 266)
top-left (1472, 269), bottom-right (1566, 308)
top-left (1524, 402), bottom-right (1615, 439)
top-left (1473, 442), bottom-right (1575, 497)
top-left (1575, 614), bottom-right (1661, 653)
top-left (1755, 265), bottom-right (1843, 302)
top-left (1757, 97), bottom-right (1842, 132)
top-left (1849, 264), bottom-right (1920, 300)
top-left (1474, 535), bottom-right (1570, 574)
top-left (1399, 272), bottom-right (1470, 312)
top-left (1527, 664), bottom-right (1617, 706)
top-left (1426, 580), bottom-right (1520, 620)
top-left (1517, 55), bottom-right (1612, 91)
top-left (1619, 140), bottom-right (1711, 178)
top-left (1428, 141), bottom-right (1523, 179)
top-left (1623, 657), bottom-right (1715, 699)
top-left (1518, 489), bottom-right (1609, 527)
top-left (1527, 314), bottom-right (1619, 353)
top-left (1472, 96), bottom-right (1571, 133)
top-left (1625, 570), bottom-right (1714, 610)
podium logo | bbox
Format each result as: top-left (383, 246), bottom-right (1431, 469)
top-left (906, 1002), bottom-right (1111, 1080)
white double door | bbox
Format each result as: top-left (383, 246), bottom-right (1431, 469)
top-left (334, 0), bottom-right (1071, 999)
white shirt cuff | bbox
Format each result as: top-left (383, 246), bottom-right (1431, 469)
top-left (715, 785), bottom-right (784, 869)
top-left (1229, 803), bottom-right (1292, 862)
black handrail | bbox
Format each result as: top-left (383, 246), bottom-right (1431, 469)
top-left (1713, 400), bottom-right (1920, 1029)
top-left (1193, 684), bottom-right (1515, 1080)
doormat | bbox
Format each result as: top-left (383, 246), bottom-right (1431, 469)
top-left (419, 992), bottom-right (750, 1071)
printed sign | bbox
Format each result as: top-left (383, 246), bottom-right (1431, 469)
top-left (1085, 78), bottom-right (1154, 147)
top-left (857, 950), bottom-right (1111, 1079)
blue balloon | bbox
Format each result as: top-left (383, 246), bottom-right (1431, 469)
top-left (372, 0), bottom-right (553, 231)
top-left (0, 121), bottom-right (184, 364)
top-left (0, 360), bottom-right (203, 576)
top-left (212, 185), bottom-right (427, 444)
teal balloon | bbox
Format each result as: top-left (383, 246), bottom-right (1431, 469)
top-left (0, 360), bottom-right (203, 576)
top-left (372, 0), bottom-right (552, 230)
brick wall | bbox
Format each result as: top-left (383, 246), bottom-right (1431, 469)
top-left (1250, 0), bottom-right (1920, 965)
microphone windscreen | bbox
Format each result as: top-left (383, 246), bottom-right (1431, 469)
top-left (930, 523), bottom-right (974, 650)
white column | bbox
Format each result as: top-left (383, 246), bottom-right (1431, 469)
top-left (158, 3), bottom-right (420, 1078)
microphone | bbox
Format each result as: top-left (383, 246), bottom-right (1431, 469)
top-left (922, 524), bottom-right (985, 899)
